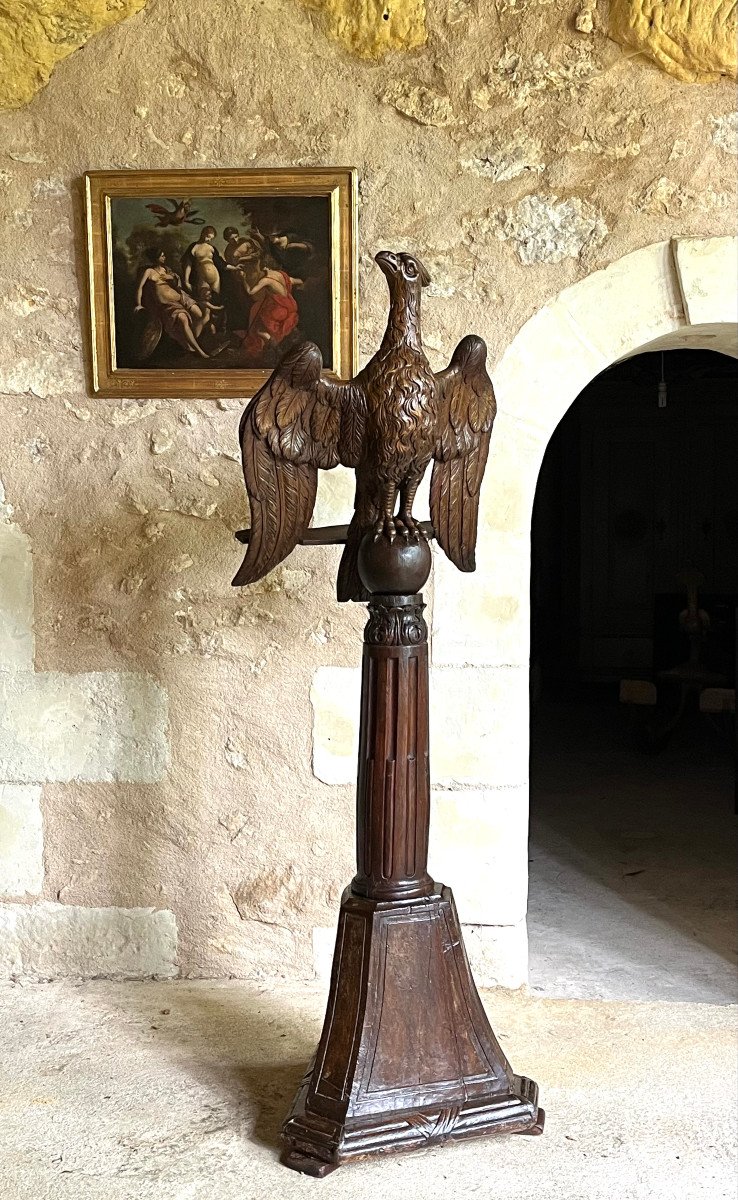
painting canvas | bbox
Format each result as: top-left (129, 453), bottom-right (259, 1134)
top-left (85, 169), bottom-right (357, 398)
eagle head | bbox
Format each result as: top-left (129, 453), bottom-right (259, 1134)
top-left (375, 250), bottom-right (431, 290)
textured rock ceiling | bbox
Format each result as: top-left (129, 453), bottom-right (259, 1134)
top-left (608, 0), bottom-right (737, 83)
top-left (0, 0), bottom-right (148, 110)
top-left (2, 0), bottom-right (737, 113)
top-left (300, 0), bottom-right (427, 59)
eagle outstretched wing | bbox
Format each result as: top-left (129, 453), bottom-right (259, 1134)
top-left (233, 341), bottom-right (365, 586)
top-left (430, 335), bottom-right (497, 573)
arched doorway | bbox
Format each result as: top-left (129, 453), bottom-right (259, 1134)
top-left (431, 236), bottom-right (738, 990)
top-left (528, 347), bottom-right (737, 1001)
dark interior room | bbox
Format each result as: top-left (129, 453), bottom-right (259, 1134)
top-left (528, 349), bottom-right (737, 1003)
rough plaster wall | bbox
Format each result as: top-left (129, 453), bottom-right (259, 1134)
top-left (0, 0), bottom-right (149, 111)
top-left (0, 0), bottom-right (735, 982)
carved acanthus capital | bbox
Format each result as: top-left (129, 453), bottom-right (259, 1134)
top-left (364, 595), bottom-right (428, 647)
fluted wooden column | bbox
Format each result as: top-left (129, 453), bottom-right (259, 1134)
top-left (280, 534), bottom-right (543, 1177)
top-left (352, 593), bottom-right (433, 901)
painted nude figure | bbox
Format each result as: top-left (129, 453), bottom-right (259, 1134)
top-left (134, 248), bottom-right (218, 359)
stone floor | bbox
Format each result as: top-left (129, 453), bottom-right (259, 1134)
top-left (1, 978), bottom-right (736, 1200)
top-left (529, 697), bottom-right (737, 1003)
top-left (2, 697), bottom-right (735, 1198)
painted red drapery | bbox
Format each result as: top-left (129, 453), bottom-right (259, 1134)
top-left (240, 270), bottom-right (299, 359)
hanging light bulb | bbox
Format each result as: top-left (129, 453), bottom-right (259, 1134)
top-left (658, 351), bottom-right (667, 408)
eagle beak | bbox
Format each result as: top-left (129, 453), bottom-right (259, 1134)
top-left (375, 250), bottom-right (397, 276)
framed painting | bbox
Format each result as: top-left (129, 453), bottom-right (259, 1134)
top-left (84, 167), bottom-right (357, 398)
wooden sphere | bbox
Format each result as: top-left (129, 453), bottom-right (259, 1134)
top-left (357, 531), bottom-right (432, 595)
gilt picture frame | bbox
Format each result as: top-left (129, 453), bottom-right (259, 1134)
top-left (84, 167), bottom-right (357, 399)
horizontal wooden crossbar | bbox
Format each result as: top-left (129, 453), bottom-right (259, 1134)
top-left (235, 521), bottom-right (436, 546)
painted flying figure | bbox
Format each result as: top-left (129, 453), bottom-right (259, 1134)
top-left (145, 198), bottom-right (206, 227)
top-left (234, 249), bottom-right (497, 601)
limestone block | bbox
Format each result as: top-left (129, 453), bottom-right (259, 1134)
top-left (312, 924), bottom-right (337, 981)
top-left (428, 788), bottom-right (529, 926)
top-left (0, 0), bottom-right (148, 111)
top-left (493, 195), bottom-right (607, 266)
top-left (554, 241), bottom-right (686, 366)
top-left (673, 237), bottom-right (738, 330)
top-left (0, 903), bottom-right (177, 980)
top-left (312, 466), bottom-right (356, 527)
top-left (632, 323), bottom-right (738, 358)
top-left (494, 303), bottom-right (609, 437)
top-left (478, 413), bottom-right (548, 537)
top-left (0, 784), bottom-right (43, 897)
top-left (382, 82), bottom-right (455, 128)
top-left (460, 136), bottom-right (545, 183)
top-left (711, 113), bottom-right (738, 156)
top-left (0, 671), bottom-right (169, 784)
top-left (574, 0), bottom-right (596, 34)
top-left (464, 920), bottom-right (528, 989)
top-left (311, 666), bottom-right (360, 785)
top-left (300, 0), bottom-right (426, 60)
top-left (608, 0), bottom-right (737, 83)
top-left (313, 915), bottom-right (528, 989)
top-left (312, 665), bottom-right (529, 788)
top-left (431, 667), bottom-right (528, 788)
top-left (0, 518), bottom-right (34, 669)
top-left (471, 44), bottom-right (598, 110)
top-left (431, 533), bottom-right (531, 667)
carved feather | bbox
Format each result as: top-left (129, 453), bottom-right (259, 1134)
top-left (430, 335), bottom-right (496, 573)
top-left (234, 251), bottom-right (497, 597)
top-left (233, 341), bottom-right (365, 587)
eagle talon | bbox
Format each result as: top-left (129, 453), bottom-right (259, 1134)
top-left (373, 516), bottom-right (399, 544)
top-left (396, 519), bottom-right (411, 543)
top-left (399, 513), bottom-right (420, 541)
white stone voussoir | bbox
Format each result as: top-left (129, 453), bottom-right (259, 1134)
top-left (673, 236), bottom-right (738, 330)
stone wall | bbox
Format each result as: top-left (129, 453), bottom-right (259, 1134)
top-left (0, 0), bottom-right (735, 984)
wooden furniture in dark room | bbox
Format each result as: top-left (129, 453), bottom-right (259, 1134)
top-left (531, 350), bottom-right (738, 693)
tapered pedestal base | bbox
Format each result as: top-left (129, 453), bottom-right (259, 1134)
top-left (281, 884), bottom-right (543, 1176)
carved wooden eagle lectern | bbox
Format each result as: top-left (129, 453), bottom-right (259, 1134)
top-left (233, 249), bottom-right (497, 598)
top-left (232, 250), bottom-right (543, 1177)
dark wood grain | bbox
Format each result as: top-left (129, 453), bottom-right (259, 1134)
top-left (234, 520), bottom-right (435, 546)
top-left (229, 252), bottom-right (540, 1176)
top-left (279, 536), bottom-right (543, 1175)
top-left (232, 250), bottom-right (496, 598)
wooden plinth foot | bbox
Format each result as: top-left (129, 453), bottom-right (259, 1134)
top-left (515, 1107), bottom-right (546, 1135)
top-left (280, 1148), bottom-right (339, 1177)
top-left (281, 884), bottom-right (542, 1174)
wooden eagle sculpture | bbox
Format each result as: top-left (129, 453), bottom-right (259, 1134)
top-left (233, 250), bottom-right (497, 602)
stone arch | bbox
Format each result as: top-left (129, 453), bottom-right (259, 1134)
top-left (429, 236), bottom-right (738, 987)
